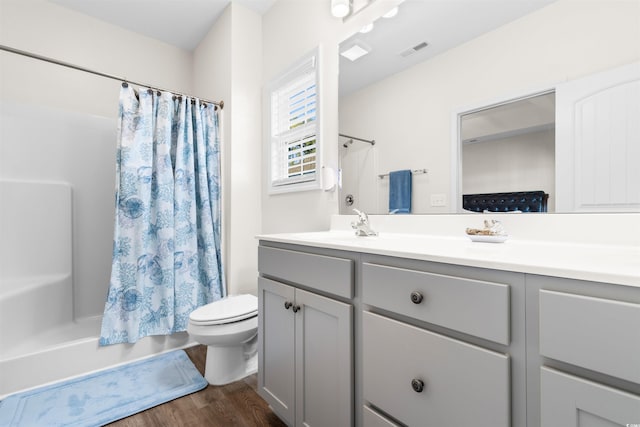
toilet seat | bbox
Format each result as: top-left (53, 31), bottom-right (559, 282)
top-left (189, 294), bottom-right (258, 326)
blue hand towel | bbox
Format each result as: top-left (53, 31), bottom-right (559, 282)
top-left (388, 169), bottom-right (412, 214)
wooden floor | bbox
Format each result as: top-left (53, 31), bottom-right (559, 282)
top-left (108, 345), bottom-right (287, 427)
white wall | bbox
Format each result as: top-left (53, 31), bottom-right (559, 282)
top-left (261, 0), bottom-right (404, 233)
top-left (0, 0), bottom-right (193, 117)
top-left (228, 5), bottom-right (263, 295)
top-left (194, 3), bottom-right (263, 296)
top-left (0, 0), bottom-right (193, 318)
top-left (339, 0), bottom-right (640, 213)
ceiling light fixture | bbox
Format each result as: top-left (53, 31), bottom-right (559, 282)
top-left (340, 42), bottom-right (370, 61)
top-left (359, 23), bottom-right (374, 33)
top-left (382, 6), bottom-right (398, 18)
top-left (331, 0), bottom-right (350, 18)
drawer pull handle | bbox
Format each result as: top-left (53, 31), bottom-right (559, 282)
top-left (284, 301), bottom-right (293, 310)
top-left (411, 378), bottom-right (425, 393)
top-left (292, 305), bottom-right (301, 313)
top-left (410, 292), bottom-right (424, 304)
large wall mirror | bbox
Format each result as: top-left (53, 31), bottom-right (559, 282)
top-left (338, 0), bottom-right (640, 214)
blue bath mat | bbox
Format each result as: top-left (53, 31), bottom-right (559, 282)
top-left (0, 349), bottom-right (207, 427)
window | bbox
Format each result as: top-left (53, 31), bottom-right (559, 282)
top-left (267, 49), bottom-right (320, 193)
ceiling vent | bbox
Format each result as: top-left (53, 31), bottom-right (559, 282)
top-left (399, 41), bottom-right (429, 58)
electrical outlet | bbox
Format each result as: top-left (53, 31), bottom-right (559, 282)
top-left (430, 194), bottom-right (446, 207)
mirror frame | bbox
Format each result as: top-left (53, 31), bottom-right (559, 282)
top-left (450, 84), bottom-right (556, 213)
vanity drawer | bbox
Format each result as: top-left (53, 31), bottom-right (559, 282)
top-left (539, 289), bottom-right (640, 383)
top-left (258, 246), bottom-right (353, 298)
top-left (362, 406), bottom-right (400, 427)
top-left (362, 263), bottom-right (510, 344)
top-left (363, 312), bottom-right (510, 427)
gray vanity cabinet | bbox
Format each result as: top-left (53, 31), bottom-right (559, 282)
top-left (361, 258), bottom-right (523, 427)
top-left (257, 240), bottom-right (640, 427)
top-left (257, 245), bottom-right (354, 427)
top-left (527, 275), bottom-right (640, 427)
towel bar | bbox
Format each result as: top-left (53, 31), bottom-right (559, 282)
top-left (379, 168), bottom-right (428, 179)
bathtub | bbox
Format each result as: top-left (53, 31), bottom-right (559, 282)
top-left (0, 313), bottom-right (192, 399)
top-left (0, 179), bottom-right (192, 398)
top-left (0, 271), bottom-right (191, 398)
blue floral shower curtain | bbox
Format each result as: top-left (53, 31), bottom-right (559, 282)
top-left (100, 85), bottom-right (225, 345)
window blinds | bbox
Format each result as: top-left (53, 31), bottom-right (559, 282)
top-left (270, 54), bottom-right (318, 189)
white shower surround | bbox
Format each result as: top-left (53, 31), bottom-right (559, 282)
top-left (0, 180), bottom-right (74, 361)
top-left (0, 108), bottom-right (192, 399)
top-left (0, 0), bottom-right (205, 399)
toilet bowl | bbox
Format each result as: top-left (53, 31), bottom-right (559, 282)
top-left (187, 294), bottom-right (258, 385)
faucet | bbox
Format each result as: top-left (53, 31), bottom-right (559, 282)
top-left (351, 209), bottom-right (378, 237)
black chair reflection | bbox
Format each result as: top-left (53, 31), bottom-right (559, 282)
top-left (463, 191), bottom-right (549, 213)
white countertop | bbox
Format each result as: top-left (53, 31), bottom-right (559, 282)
top-left (257, 214), bottom-right (640, 288)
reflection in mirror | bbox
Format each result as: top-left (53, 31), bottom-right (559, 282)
top-left (338, 0), bottom-right (639, 214)
top-left (338, 0), bottom-right (557, 214)
top-left (339, 132), bottom-right (378, 214)
top-left (461, 92), bottom-right (556, 212)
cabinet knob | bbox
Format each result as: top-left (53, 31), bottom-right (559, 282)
top-left (292, 305), bottom-right (301, 313)
top-left (410, 291), bottom-right (424, 304)
top-left (411, 378), bottom-right (425, 393)
top-left (284, 301), bottom-right (293, 310)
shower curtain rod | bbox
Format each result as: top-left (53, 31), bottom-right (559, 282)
top-left (339, 133), bottom-right (375, 145)
top-left (0, 44), bottom-right (224, 109)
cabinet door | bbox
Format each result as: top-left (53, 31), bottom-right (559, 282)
top-left (541, 367), bottom-right (640, 427)
top-left (258, 277), bottom-right (296, 425)
top-left (295, 288), bottom-right (353, 427)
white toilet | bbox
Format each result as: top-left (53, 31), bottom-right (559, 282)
top-left (187, 294), bottom-right (258, 385)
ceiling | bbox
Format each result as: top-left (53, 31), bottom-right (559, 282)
top-left (461, 91), bottom-right (556, 143)
top-left (339, 0), bottom-right (557, 96)
top-left (49, 0), bottom-right (276, 51)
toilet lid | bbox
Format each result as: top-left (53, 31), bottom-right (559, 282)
top-left (189, 294), bottom-right (258, 325)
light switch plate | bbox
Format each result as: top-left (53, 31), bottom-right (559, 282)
top-left (430, 194), bottom-right (446, 207)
